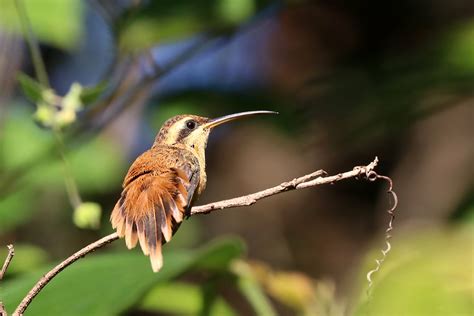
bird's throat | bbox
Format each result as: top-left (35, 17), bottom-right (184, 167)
top-left (189, 144), bottom-right (207, 195)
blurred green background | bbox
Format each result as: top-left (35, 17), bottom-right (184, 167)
top-left (0, 0), bottom-right (473, 315)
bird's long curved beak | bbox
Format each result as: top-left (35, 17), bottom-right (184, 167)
top-left (204, 110), bottom-right (278, 129)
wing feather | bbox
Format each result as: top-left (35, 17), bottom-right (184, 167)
top-left (111, 147), bottom-right (200, 272)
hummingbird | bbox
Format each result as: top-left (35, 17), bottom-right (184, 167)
top-left (111, 110), bottom-right (277, 272)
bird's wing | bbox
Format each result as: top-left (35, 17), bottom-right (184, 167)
top-left (110, 148), bottom-right (199, 272)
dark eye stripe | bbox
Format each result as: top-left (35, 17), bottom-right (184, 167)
top-left (177, 128), bottom-right (192, 142)
top-left (176, 120), bottom-right (197, 142)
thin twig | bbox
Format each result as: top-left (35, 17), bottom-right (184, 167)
top-left (0, 244), bottom-right (14, 280)
top-left (191, 158), bottom-right (378, 214)
top-left (1, 244), bottom-right (15, 316)
top-left (13, 235), bottom-right (118, 316)
top-left (13, 157), bottom-right (382, 315)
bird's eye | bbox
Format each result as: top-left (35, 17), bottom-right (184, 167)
top-left (186, 120), bottom-right (196, 130)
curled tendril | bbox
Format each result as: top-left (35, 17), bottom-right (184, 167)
top-left (364, 170), bottom-right (398, 297)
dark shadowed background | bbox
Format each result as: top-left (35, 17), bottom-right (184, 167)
top-left (0, 0), bottom-right (473, 315)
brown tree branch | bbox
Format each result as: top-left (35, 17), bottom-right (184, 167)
top-left (191, 157), bottom-right (379, 214)
top-left (12, 235), bottom-right (118, 316)
top-left (1, 244), bottom-right (15, 316)
top-left (13, 157), bottom-right (380, 316)
top-left (0, 245), bottom-right (14, 280)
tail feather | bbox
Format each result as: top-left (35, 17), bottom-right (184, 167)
top-left (144, 212), bottom-right (160, 270)
top-left (110, 170), bottom-right (188, 272)
top-left (149, 244), bottom-right (163, 272)
top-left (137, 219), bottom-right (149, 256)
top-left (159, 196), bottom-right (173, 243)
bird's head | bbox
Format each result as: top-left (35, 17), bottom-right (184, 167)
top-left (153, 111), bottom-right (278, 154)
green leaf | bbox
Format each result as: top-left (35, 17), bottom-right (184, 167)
top-left (216, 0), bottom-right (256, 24)
top-left (79, 81), bottom-right (108, 105)
top-left (1, 238), bottom-right (245, 315)
top-left (444, 21), bottom-right (474, 72)
top-left (1, 107), bottom-right (124, 194)
top-left (0, 0), bottom-right (84, 50)
top-left (17, 73), bottom-right (47, 103)
top-left (192, 237), bottom-right (246, 271)
top-left (118, 0), bottom-right (271, 50)
top-left (0, 244), bottom-right (49, 275)
top-left (0, 190), bottom-right (36, 232)
top-left (232, 261), bottom-right (277, 316)
top-left (1, 108), bottom-right (54, 170)
top-left (1, 251), bottom-right (190, 316)
top-left (67, 137), bottom-right (124, 193)
top-left (139, 238), bottom-right (245, 315)
top-left (140, 282), bottom-right (236, 316)
top-left (355, 225), bottom-right (474, 316)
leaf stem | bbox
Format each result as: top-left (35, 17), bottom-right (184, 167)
top-left (53, 129), bottom-right (82, 208)
top-left (14, 0), bottom-right (50, 88)
top-left (14, 0), bottom-right (83, 210)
